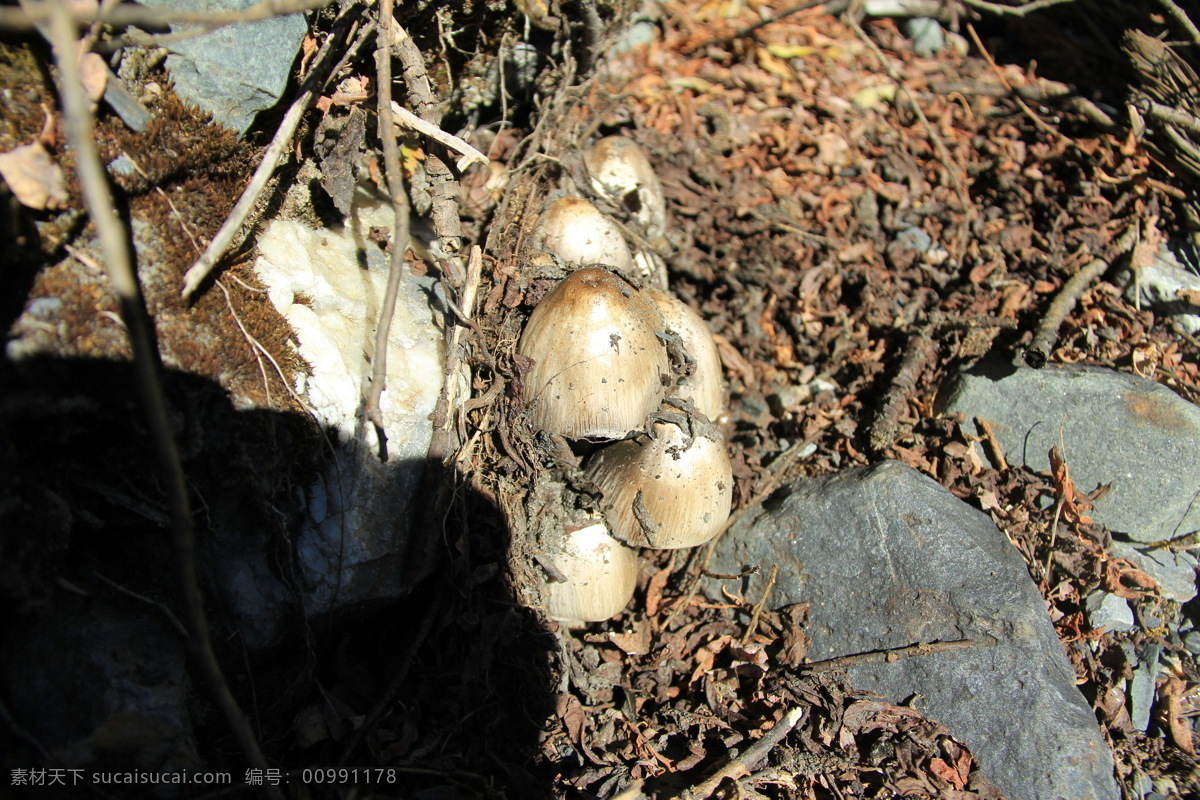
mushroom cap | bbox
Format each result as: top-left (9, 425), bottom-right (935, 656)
top-left (531, 196), bottom-right (635, 272)
top-left (585, 419), bottom-right (733, 549)
top-left (541, 521), bottom-right (640, 623)
top-left (518, 268), bottom-right (669, 440)
top-left (645, 288), bottom-right (725, 421)
top-left (584, 136), bottom-right (667, 240)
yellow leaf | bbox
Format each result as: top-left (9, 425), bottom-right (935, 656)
top-left (400, 143), bottom-right (425, 175)
top-left (667, 77), bottom-right (719, 94)
top-left (756, 49), bottom-right (795, 80)
top-left (852, 83), bottom-right (897, 109)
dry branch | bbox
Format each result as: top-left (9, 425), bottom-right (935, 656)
top-left (364, 0), bottom-right (410, 454)
top-left (958, 0), bottom-right (1078, 16)
top-left (180, 4), bottom-right (355, 298)
top-left (1025, 225), bottom-right (1139, 367)
top-left (676, 707), bottom-right (806, 800)
top-left (0, 0), bottom-right (333, 32)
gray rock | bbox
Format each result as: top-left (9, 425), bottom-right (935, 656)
top-left (2, 597), bottom-right (201, 772)
top-left (1119, 243), bottom-right (1200, 336)
top-left (139, 0), bottom-right (307, 136)
top-left (707, 461), bottom-right (1117, 800)
top-left (905, 17), bottom-right (947, 56)
top-left (1086, 591), bottom-right (1135, 633)
top-left (1108, 540), bottom-right (1198, 604)
top-left (938, 362), bottom-right (1200, 543)
top-left (1130, 643), bottom-right (1162, 732)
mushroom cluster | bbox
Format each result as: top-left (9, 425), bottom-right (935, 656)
top-left (517, 137), bottom-right (732, 624)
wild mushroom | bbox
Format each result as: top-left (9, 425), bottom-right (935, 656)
top-left (584, 411), bottom-right (733, 549)
top-left (518, 267), bottom-right (669, 440)
top-left (540, 520), bottom-right (640, 623)
top-left (583, 136), bottom-right (667, 240)
top-left (529, 195), bottom-right (635, 273)
top-left (645, 288), bottom-right (725, 421)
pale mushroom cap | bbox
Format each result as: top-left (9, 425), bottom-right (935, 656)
top-left (645, 288), bottom-right (725, 420)
top-left (584, 136), bottom-right (668, 240)
top-left (532, 196), bottom-right (635, 272)
top-left (585, 420), bottom-right (733, 549)
top-left (542, 522), bottom-right (640, 623)
top-left (518, 268), bottom-right (669, 440)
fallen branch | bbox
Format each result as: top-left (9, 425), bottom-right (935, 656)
top-left (390, 101), bottom-right (490, 172)
top-left (676, 708), bottom-right (806, 800)
top-left (1025, 225), bottom-right (1139, 368)
top-left (1157, 0), bottom-right (1200, 47)
top-left (975, 416), bottom-right (1008, 471)
top-left (390, 22), bottom-right (464, 256)
top-left (180, 4), bottom-right (355, 298)
top-left (798, 637), bottom-right (985, 673)
top-left (364, 0), bottom-right (410, 456)
top-left (0, 0), bottom-right (333, 32)
top-left (958, 0), bottom-right (1078, 16)
top-left (41, 0), bottom-right (277, 791)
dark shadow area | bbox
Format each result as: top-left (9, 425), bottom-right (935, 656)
top-left (0, 354), bottom-right (556, 799)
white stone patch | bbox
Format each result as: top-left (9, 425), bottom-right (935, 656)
top-left (253, 193), bottom-right (444, 447)
top-left (252, 191), bottom-right (445, 614)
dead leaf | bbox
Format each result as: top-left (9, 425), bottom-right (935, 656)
top-left (929, 756), bottom-right (967, 789)
top-left (80, 51), bottom-right (107, 107)
top-left (1158, 677), bottom-right (1196, 756)
top-left (0, 141), bottom-right (69, 210)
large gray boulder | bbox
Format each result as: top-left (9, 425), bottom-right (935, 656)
top-left (937, 362), bottom-right (1200, 544)
top-left (708, 461), bottom-right (1118, 800)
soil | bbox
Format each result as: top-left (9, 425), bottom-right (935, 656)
top-left (2, 0), bottom-right (1199, 798)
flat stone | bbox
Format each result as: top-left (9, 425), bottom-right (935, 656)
top-left (139, 0), bottom-right (307, 136)
top-left (708, 460), bottom-right (1117, 800)
top-left (938, 362), bottom-right (1200, 543)
top-left (1085, 591), bottom-right (1135, 633)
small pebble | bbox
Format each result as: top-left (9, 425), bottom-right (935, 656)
top-left (1183, 631), bottom-right (1200, 655)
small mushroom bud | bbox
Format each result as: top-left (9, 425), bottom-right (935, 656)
top-left (645, 288), bottom-right (725, 421)
top-left (530, 196), bottom-right (635, 272)
top-left (541, 521), bottom-right (640, 623)
top-left (585, 414), bottom-right (733, 549)
top-left (584, 136), bottom-right (667, 240)
top-left (518, 268), bottom-right (669, 440)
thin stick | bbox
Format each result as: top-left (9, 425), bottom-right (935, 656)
top-left (1158, 0), bottom-right (1200, 46)
top-left (958, 0), bottom-right (1078, 16)
top-left (741, 564), bottom-right (779, 645)
top-left (677, 708), bottom-right (806, 800)
top-left (364, 0), bottom-right (410, 456)
top-left (975, 416), bottom-right (1008, 471)
top-left (797, 638), bottom-right (983, 673)
top-left (42, 0), bottom-right (277, 791)
top-left (181, 6), bottom-right (352, 298)
top-left (390, 101), bottom-right (490, 171)
top-left (1025, 225), bottom-right (1138, 367)
top-left (1, 0), bottom-right (333, 32)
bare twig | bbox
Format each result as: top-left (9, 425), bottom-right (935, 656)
top-left (742, 564), bottom-right (779, 645)
top-left (958, 0), bottom-right (1078, 17)
top-left (0, 0), bottom-right (333, 32)
top-left (390, 101), bottom-right (491, 171)
top-left (966, 23), bottom-right (1076, 148)
top-left (390, 22), bottom-right (464, 253)
top-left (41, 0), bottom-right (276, 790)
top-left (181, 5), bottom-right (355, 298)
top-left (1157, 0), bottom-right (1200, 46)
top-left (975, 416), bottom-right (1009, 471)
top-left (363, 0), bottom-right (410, 456)
top-left (1025, 225), bottom-right (1139, 367)
top-left (677, 708), bottom-right (806, 800)
top-left (869, 331), bottom-right (936, 454)
top-left (798, 637), bottom-right (984, 673)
